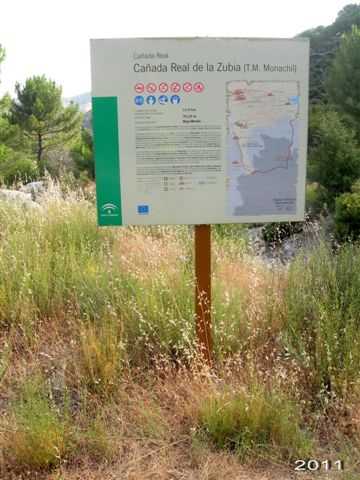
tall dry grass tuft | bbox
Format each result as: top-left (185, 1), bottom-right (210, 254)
top-left (75, 314), bottom-right (125, 396)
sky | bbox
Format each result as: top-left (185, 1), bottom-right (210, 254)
top-left (0, 0), bottom-right (356, 98)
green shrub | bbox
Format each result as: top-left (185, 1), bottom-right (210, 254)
top-left (71, 127), bottom-right (94, 180)
top-left (307, 107), bottom-right (360, 209)
top-left (0, 145), bottom-right (38, 186)
top-left (335, 189), bottom-right (360, 240)
top-left (198, 385), bottom-right (311, 461)
top-left (306, 182), bottom-right (328, 216)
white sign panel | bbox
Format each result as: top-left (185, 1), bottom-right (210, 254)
top-left (90, 38), bottom-right (309, 226)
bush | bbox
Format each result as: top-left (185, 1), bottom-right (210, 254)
top-left (307, 107), bottom-right (360, 208)
top-left (335, 188), bottom-right (360, 240)
top-left (306, 182), bottom-right (328, 216)
top-left (71, 128), bottom-right (94, 180)
top-left (198, 385), bottom-right (311, 461)
top-left (0, 145), bottom-right (38, 185)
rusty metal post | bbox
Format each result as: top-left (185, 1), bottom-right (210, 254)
top-left (195, 224), bottom-right (213, 365)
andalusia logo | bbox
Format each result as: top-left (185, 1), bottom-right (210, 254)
top-left (100, 203), bottom-right (119, 217)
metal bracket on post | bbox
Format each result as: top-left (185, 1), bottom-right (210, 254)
top-left (195, 224), bottom-right (213, 366)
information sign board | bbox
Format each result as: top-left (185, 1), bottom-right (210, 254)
top-left (91, 38), bottom-right (309, 226)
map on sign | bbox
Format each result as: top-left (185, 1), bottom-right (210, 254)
top-left (227, 81), bottom-right (299, 216)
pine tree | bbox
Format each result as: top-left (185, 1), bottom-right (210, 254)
top-left (327, 25), bottom-right (360, 122)
top-left (10, 75), bottom-right (82, 174)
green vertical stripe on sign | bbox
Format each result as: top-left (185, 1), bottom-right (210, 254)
top-left (92, 96), bottom-right (122, 226)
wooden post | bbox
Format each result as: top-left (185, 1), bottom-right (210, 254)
top-left (195, 224), bottom-right (213, 366)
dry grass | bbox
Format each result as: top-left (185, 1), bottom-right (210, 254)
top-left (1, 191), bottom-right (360, 478)
top-left (0, 364), bottom-right (312, 479)
top-left (1, 350), bottom-right (359, 479)
top-left (114, 226), bottom-right (189, 284)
